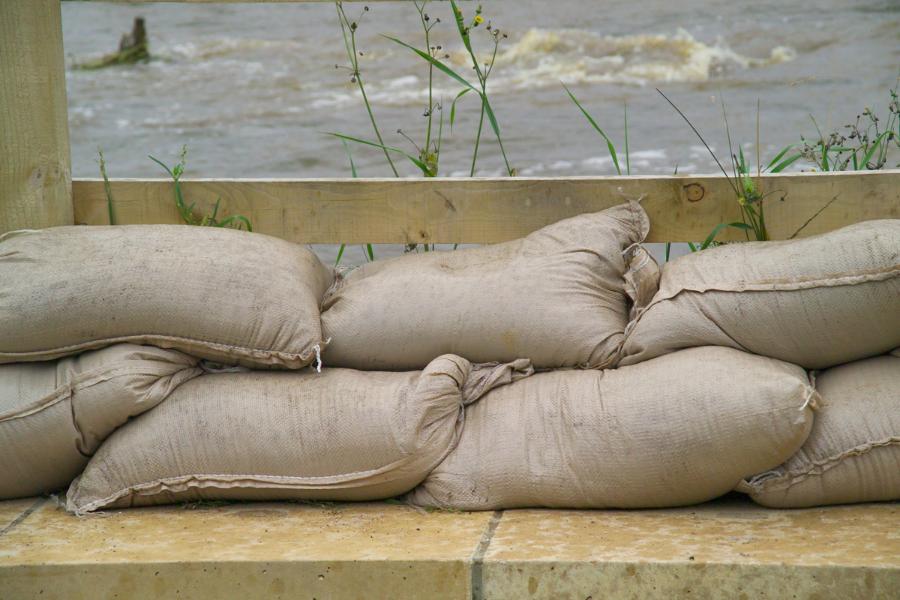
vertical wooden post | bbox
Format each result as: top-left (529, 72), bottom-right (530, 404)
top-left (0, 0), bottom-right (73, 233)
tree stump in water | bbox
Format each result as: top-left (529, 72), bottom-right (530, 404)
top-left (76, 17), bottom-right (149, 69)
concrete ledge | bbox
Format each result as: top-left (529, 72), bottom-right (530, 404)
top-left (0, 496), bottom-right (897, 599)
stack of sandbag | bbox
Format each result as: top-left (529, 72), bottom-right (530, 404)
top-left (407, 218), bottom-right (899, 511)
top-left (4, 209), bottom-right (898, 514)
top-left (0, 345), bottom-right (201, 499)
top-left (65, 356), bottom-right (531, 514)
top-left (740, 349), bottom-right (899, 508)
top-left (322, 200), bottom-right (659, 370)
top-left (0, 224), bottom-right (335, 500)
top-left (60, 201), bottom-right (655, 513)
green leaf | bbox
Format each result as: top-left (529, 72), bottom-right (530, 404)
top-left (769, 153), bottom-right (802, 173)
top-left (449, 0), bottom-right (479, 78)
top-left (384, 35), bottom-right (478, 93)
top-left (700, 221), bottom-right (752, 250)
top-left (335, 244), bottom-right (346, 266)
top-left (563, 83), bottom-right (621, 175)
top-left (765, 144), bottom-right (795, 171)
top-left (217, 215), bottom-right (253, 232)
top-left (861, 130), bottom-right (891, 168)
top-left (450, 88), bottom-right (472, 132)
top-left (326, 132), bottom-right (432, 175)
top-left (148, 155), bottom-right (175, 179)
top-left (623, 101), bottom-right (631, 176)
top-left (341, 139), bottom-right (358, 178)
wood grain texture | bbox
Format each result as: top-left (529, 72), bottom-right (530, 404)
top-left (73, 170), bottom-right (900, 243)
top-left (79, 1), bottom-right (437, 3)
top-left (0, 0), bottom-right (73, 234)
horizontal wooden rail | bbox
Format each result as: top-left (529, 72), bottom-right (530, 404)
top-left (72, 170), bottom-right (900, 244)
top-left (80, 1), bottom-right (444, 3)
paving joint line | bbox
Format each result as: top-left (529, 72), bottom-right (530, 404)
top-left (470, 510), bottom-right (503, 600)
top-left (0, 497), bottom-right (48, 539)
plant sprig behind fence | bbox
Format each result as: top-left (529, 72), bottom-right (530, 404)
top-left (657, 89), bottom-right (785, 246)
top-left (334, 1), bottom-right (398, 177)
top-left (148, 146), bottom-right (252, 231)
top-left (562, 83), bottom-right (629, 176)
top-left (801, 88), bottom-right (899, 171)
top-left (98, 149), bottom-right (116, 226)
top-left (386, 0), bottom-right (514, 176)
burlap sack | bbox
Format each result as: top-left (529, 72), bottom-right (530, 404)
top-left (408, 347), bottom-right (816, 510)
top-left (741, 350), bottom-right (899, 508)
top-left (66, 356), bottom-right (532, 514)
top-left (0, 226), bottom-right (333, 368)
top-left (621, 220), bottom-right (900, 369)
top-left (321, 201), bottom-right (658, 370)
top-left (0, 344), bottom-right (201, 499)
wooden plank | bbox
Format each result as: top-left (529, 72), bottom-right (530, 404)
top-left (79, 1), bottom-right (443, 3)
top-left (0, 0), bottom-right (73, 234)
top-left (73, 170), bottom-right (900, 243)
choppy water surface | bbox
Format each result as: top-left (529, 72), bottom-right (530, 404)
top-left (62, 1), bottom-right (899, 262)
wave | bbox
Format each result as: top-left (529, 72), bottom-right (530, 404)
top-left (456, 27), bottom-right (796, 87)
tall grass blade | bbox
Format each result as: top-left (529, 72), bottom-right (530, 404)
top-left (624, 101), bottom-right (631, 175)
top-left (563, 83), bottom-right (621, 175)
top-left (700, 222), bottom-right (751, 250)
top-left (450, 88), bottom-right (471, 132)
top-left (481, 98), bottom-right (513, 175)
top-left (384, 35), bottom-right (477, 93)
top-left (861, 130), bottom-right (891, 168)
top-left (327, 132), bottom-right (432, 175)
top-left (657, 89), bottom-right (739, 196)
top-left (98, 149), bottom-right (116, 226)
top-left (769, 153), bottom-right (802, 173)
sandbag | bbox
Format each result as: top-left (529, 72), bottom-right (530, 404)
top-left (66, 356), bottom-right (532, 514)
top-left (408, 347), bottom-right (816, 510)
top-left (620, 220), bottom-right (900, 369)
top-left (0, 344), bottom-right (201, 499)
top-left (741, 350), bottom-right (899, 508)
top-left (0, 225), bottom-right (333, 368)
top-left (321, 201), bottom-right (658, 370)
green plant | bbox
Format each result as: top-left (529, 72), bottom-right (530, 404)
top-left (334, 140), bottom-right (375, 266)
top-left (657, 90), bottom-right (802, 248)
top-left (149, 146), bottom-right (252, 230)
top-left (563, 84), bottom-right (631, 176)
top-left (334, 2), bottom-right (399, 177)
top-left (801, 88), bottom-right (899, 171)
top-left (387, 0), bottom-right (514, 176)
top-left (97, 149), bottom-right (116, 226)
top-left (331, 1), bottom-right (454, 257)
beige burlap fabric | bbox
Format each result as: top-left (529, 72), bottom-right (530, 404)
top-left (0, 344), bottom-right (201, 499)
top-left (0, 225), bottom-right (332, 368)
top-left (620, 220), bottom-right (900, 370)
top-left (409, 347), bottom-right (815, 510)
top-left (742, 349), bottom-right (899, 508)
top-left (321, 201), bottom-right (658, 370)
top-left (66, 356), bottom-right (532, 513)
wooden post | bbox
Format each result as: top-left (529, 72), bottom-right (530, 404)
top-left (0, 0), bottom-right (73, 233)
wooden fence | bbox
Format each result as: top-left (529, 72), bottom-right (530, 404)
top-left (1, 1), bottom-right (898, 241)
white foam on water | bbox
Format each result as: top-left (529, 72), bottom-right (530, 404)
top-left (473, 28), bottom-right (797, 89)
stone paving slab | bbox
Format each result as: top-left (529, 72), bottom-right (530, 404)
top-left (0, 496), bottom-right (897, 599)
top-left (482, 497), bottom-right (900, 599)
